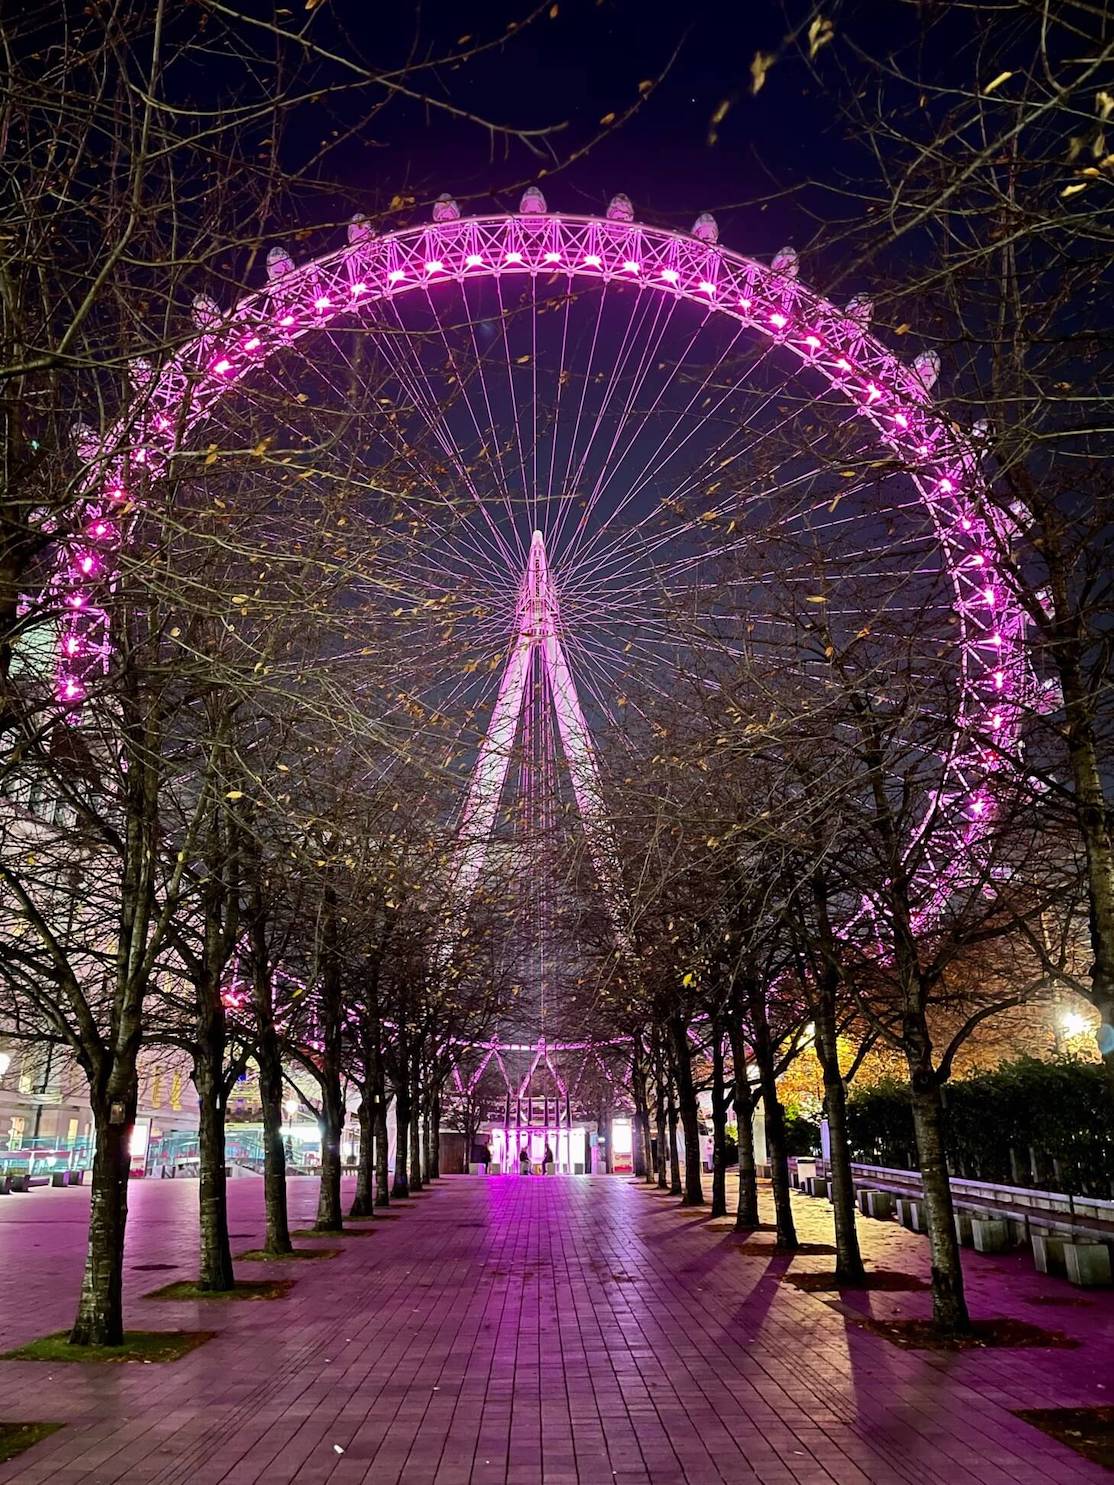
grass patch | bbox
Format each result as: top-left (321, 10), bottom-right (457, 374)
top-left (1015, 1406), bottom-right (1114, 1471)
top-left (145, 1279), bottom-right (293, 1302)
top-left (784, 1268), bottom-right (930, 1293)
top-left (4, 1331), bottom-right (215, 1365)
top-left (236, 1247), bottom-right (341, 1262)
top-left (736, 1240), bottom-right (837, 1257)
top-left (828, 1307), bottom-right (1079, 1351)
top-left (292, 1225), bottom-right (379, 1238)
top-left (0, 1422), bottom-right (63, 1464)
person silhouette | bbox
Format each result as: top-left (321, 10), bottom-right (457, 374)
top-left (542, 1142), bottom-right (554, 1175)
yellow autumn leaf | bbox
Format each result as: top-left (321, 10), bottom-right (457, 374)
top-left (806, 595), bottom-right (828, 604)
top-left (750, 50), bottom-right (777, 95)
top-left (225, 790), bottom-right (244, 801)
top-left (984, 71), bottom-right (1012, 95)
top-left (1061, 182), bottom-right (1088, 196)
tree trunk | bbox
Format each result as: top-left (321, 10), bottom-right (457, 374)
top-left (392, 1078), bottom-right (411, 1198)
top-left (710, 1026), bottom-right (728, 1218)
top-left (350, 1094), bottom-right (375, 1218)
top-left (431, 1091), bottom-right (442, 1178)
top-left (409, 1064), bottom-right (424, 1191)
top-left (375, 1094), bottom-right (391, 1206)
top-left (815, 1003), bottom-right (864, 1281)
top-left (727, 1013), bottom-right (759, 1229)
top-left (745, 978), bottom-right (796, 1250)
top-left (194, 1050), bottom-right (234, 1291)
top-left (314, 1077), bottom-right (345, 1232)
top-left (668, 1014), bottom-right (704, 1205)
top-left (910, 1074), bottom-right (970, 1332)
top-left (666, 1084), bottom-right (682, 1197)
top-left (257, 1039), bottom-right (292, 1254)
top-left (653, 1044), bottom-right (668, 1189)
top-left (70, 1089), bottom-right (135, 1345)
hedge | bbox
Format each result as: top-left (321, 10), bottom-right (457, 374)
top-left (845, 1056), bottom-right (1114, 1198)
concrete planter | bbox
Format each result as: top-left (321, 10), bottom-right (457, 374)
top-left (895, 1197), bottom-right (921, 1230)
top-left (1064, 1242), bottom-right (1112, 1288)
top-left (971, 1217), bottom-right (1009, 1253)
top-left (866, 1190), bottom-right (896, 1221)
top-left (1031, 1233), bottom-right (1068, 1277)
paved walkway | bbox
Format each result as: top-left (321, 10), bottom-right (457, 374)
top-left (0, 1173), bottom-right (1111, 1484)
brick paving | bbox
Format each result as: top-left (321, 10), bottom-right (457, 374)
top-left (0, 1172), bottom-right (1111, 1484)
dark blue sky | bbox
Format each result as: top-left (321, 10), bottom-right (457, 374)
top-left (252, 0), bottom-right (896, 253)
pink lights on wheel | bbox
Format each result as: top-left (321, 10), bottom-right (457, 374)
top-left (660, 268), bottom-right (679, 283)
top-left (769, 311), bottom-right (787, 329)
top-left (623, 260), bottom-right (641, 274)
top-left (805, 334), bottom-right (822, 350)
top-left (350, 282), bottom-right (367, 296)
top-left (504, 250), bottom-right (524, 264)
top-left (424, 260), bottom-right (444, 274)
top-left (279, 313), bottom-right (296, 327)
top-left (465, 254), bottom-right (484, 268)
top-left (243, 335), bottom-right (263, 352)
top-left (212, 357), bottom-right (233, 376)
top-left (314, 295), bottom-right (331, 310)
top-left (584, 253), bottom-right (601, 267)
top-left (544, 251), bottom-right (561, 263)
top-left (387, 269), bottom-right (405, 283)
top-left (699, 280), bottom-right (716, 295)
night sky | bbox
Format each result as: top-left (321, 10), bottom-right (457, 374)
top-left (228, 0), bottom-right (910, 262)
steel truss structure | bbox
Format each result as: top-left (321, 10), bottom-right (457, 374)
top-left (52, 190), bottom-right (1038, 1065)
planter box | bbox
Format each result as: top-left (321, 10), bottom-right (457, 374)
top-left (895, 1197), bottom-right (921, 1230)
top-left (866, 1190), bottom-right (896, 1221)
top-left (1064, 1242), bottom-right (1112, 1289)
top-left (1032, 1233), bottom-right (1068, 1277)
top-left (971, 1218), bottom-right (1009, 1253)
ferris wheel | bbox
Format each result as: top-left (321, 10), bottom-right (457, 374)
top-left (54, 187), bottom-right (1032, 1051)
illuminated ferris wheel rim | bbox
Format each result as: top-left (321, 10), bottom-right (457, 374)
top-left (58, 191), bottom-right (1026, 858)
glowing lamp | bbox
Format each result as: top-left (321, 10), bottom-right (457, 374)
top-left (864, 383), bottom-right (882, 403)
top-left (805, 334), bottom-right (821, 349)
top-left (465, 254), bottom-right (484, 268)
top-left (984, 586), bottom-right (996, 605)
top-left (350, 282), bottom-right (367, 296)
top-left (79, 555), bottom-right (95, 575)
top-left (279, 313), bottom-right (296, 327)
top-left (1061, 1011), bottom-right (1089, 1037)
top-left (243, 336), bottom-right (262, 352)
top-left (64, 636), bottom-right (80, 656)
top-left (387, 269), bottom-right (405, 283)
top-left (69, 594), bottom-right (86, 610)
top-left (424, 260), bottom-right (444, 274)
top-left (623, 260), bottom-right (641, 273)
top-left (584, 253), bottom-right (602, 267)
top-left (991, 631), bottom-right (1003, 647)
top-left (993, 671), bottom-right (1004, 689)
top-left (314, 295), bottom-right (331, 310)
top-left (971, 796), bottom-right (987, 816)
top-left (544, 251), bottom-right (561, 263)
top-left (938, 477), bottom-right (954, 493)
top-left (769, 311), bottom-right (787, 328)
top-left (212, 358), bottom-right (233, 376)
top-left (504, 251), bottom-right (524, 264)
top-left (700, 280), bottom-right (716, 295)
top-left (738, 297), bottom-right (752, 309)
top-left (971, 553), bottom-right (985, 566)
top-left (894, 412), bottom-right (908, 428)
top-left (660, 268), bottom-right (679, 283)
top-left (835, 357), bottom-right (851, 372)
